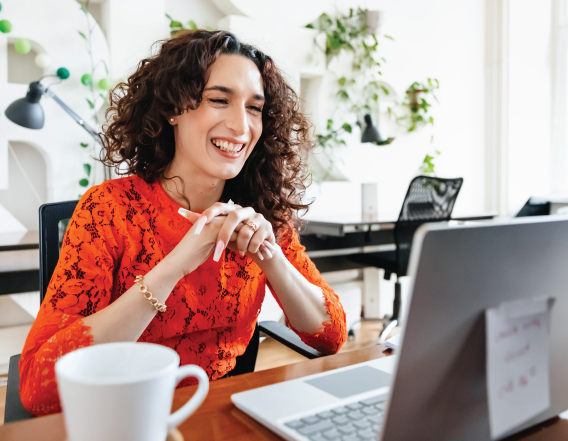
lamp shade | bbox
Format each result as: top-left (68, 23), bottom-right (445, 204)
top-left (5, 81), bottom-right (45, 129)
top-left (360, 114), bottom-right (386, 144)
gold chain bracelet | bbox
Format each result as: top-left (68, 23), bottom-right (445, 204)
top-left (135, 275), bottom-right (167, 313)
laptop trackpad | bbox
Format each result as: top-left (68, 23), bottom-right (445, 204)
top-left (305, 366), bottom-right (392, 399)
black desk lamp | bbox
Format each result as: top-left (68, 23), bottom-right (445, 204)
top-left (360, 113), bottom-right (394, 146)
top-left (5, 80), bottom-right (101, 142)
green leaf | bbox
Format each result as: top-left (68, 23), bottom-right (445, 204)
top-left (384, 34), bottom-right (394, 40)
top-left (429, 116), bottom-right (434, 125)
top-left (79, 178), bottom-right (89, 187)
top-left (342, 123), bottom-right (352, 133)
top-left (170, 20), bottom-right (183, 28)
top-left (86, 98), bottom-right (94, 109)
top-left (372, 93), bottom-right (378, 102)
top-left (380, 85), bottom-right (389, 95)
top-left (78, 31), bottom-right (87, 40)
top-left (80, 142), bottom-right (89, 148)
top-left (338, 76), bottom-right (346, 86)
top-left (188, 20), bottom-right (197, 29)
top-left (165, 13), bottom-right (174, 20)
top-left (83, 163), bottom-right (91, 176)
top-left (326, 119), bottom-right (333, 131)
top-left (306, 23), bottom-right (314, 29)
top-left (336, 19), bottom-right (346, 33)
top-left (337, 90), bottom-right (349, 100)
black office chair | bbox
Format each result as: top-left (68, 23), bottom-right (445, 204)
top-left (5, 200), bottom-right (325, 423)
top-left (515, 197), bottom-right (551, 217)
top-left (350, 176), bottom-right (463, 339)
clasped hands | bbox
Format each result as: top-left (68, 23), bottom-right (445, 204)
top-left (173, 201), bottom-right (279, 275)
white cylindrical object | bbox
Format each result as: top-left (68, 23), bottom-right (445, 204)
top-left (56, 342), bottom-right (209, 441)
top-left (361, 182), bottom-right (379, 216)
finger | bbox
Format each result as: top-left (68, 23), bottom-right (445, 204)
top-left (178, 207), bottom-right (201, 224)
top-left (236, 224), bottom-right (255, 256)
top-left (246, 215), bottom-right (270, 254)
top-left (262, 240), bottom-right (278, 254)
top-left (260, 243), bottom-right (273, 259)
top-left (201, 202), bottom-right (242, 224)
top-left (216, 207), bottom-right (257, 247)
top-left (194, 203), bottom-right (242, 235)
top-left (256, 248), bottom-right (264, 261)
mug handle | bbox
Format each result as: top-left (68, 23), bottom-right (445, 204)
top-left (167, 365), bottom-right (209, 431)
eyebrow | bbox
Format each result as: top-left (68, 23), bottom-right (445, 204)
top-left (204, 85), bottom-right (265, 102)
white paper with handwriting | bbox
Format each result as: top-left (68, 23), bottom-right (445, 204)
top-left (486, 297), bottom-right (554, 439)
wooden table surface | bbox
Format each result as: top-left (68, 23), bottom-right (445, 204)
top-left (1, 345), bottom-right (566, 441)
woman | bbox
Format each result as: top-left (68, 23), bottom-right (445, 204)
top-left (19, 30), bottom-right (347, 416)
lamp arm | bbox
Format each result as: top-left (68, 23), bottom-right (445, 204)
top-left (44, 88), bottom-right (101, 145)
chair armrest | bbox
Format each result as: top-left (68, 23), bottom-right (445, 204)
top-left (5, 354), bottom-right (34, 424)
top-left (258, 321), bottom-right (326, 360)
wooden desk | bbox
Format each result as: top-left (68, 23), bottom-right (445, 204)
top-left (1, 345), bottom-right (566, 441)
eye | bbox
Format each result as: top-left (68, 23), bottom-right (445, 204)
top-left (248, 106), bottom-right (263, 113)
top-left (210, 99), bottom-right (228, 104)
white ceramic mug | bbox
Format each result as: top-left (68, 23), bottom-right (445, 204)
top-left (55, 342), bottom-right (209, 441)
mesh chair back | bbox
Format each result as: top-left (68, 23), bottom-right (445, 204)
top-left (394, 176), bottom-right (463, 276)
top-left (39, 200), bottom-right (79, 303)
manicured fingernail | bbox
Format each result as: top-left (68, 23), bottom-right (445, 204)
top-left (257, 250), bottom-right (264, 260)
top-left (228, 199), bottom-right (234, 205)
top-left (213, 240), bottom-right (225, 262)
top-left (262, 246), bottom-right (273, 258)
top-left (178, 207), bottom-right (192, 218)
top-left (239, 250), bottom-right (245, 257)
top-left (194, 216), bottom-right (207, 235)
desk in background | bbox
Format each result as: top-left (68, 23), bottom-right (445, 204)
top-left (0, 231), bottom-right (39, 296)
top-left (0, 212), bottom-right (497, 298)
top-left (0, 344), bottom-right (565, 441)
top-left (301, 213), bottom-right (497, 319)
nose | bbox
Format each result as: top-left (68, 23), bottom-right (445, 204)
top-left (225, 102), bottom-right (248, 136)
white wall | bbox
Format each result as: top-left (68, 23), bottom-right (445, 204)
top-left (310, 0), bottom-right (487, 216)
top-left (507, 0), bottom-right (554, 213)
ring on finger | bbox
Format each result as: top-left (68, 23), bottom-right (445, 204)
top-left (243, 219), bottom-right (258, 232)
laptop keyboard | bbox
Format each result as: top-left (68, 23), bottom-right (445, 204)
top-left (283, 394), bottom-right (387, 441)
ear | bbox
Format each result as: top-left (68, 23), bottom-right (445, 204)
top-left (168, 117), bottom-right (177, 126)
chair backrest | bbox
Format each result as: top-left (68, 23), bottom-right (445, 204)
top-left (515, 197), bottom-right (551, 217)
top-left (394, 176), bottom-right (463, 276)
top-left (39, 200), bottom-right (79, 303)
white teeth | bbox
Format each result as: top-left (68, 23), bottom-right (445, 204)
top-left (212, 139), bottom-right (244, 152)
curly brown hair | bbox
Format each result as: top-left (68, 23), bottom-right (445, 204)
top-left (100, 30), bottom-right (314, 239)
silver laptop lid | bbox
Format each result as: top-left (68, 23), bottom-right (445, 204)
top-left (382, 216), bottom-right (568, 441)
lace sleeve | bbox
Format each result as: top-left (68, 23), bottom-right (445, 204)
top-left (267, 228), bottom-right (347, 355)
top-left (19, 185), bottom-right (121, 416)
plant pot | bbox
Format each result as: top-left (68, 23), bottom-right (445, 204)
top-left (406, 89), bottom-right (425, 112)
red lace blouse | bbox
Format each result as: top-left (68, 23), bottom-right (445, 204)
top-left (19, 176), bottom-right (347, 416)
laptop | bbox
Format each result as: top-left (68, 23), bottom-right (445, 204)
top-left (231, 216), bottom-right (568, 441)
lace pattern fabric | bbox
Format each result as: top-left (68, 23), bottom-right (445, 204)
top-left (19, 175), bottom-right (347, 416)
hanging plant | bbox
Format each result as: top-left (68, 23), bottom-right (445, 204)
top-left (389, 78), bottom-right (440, 134)
top-left (307, 8), bottom-right (395, 159)
top-left (166, 14), bottom-right (200, 38)
top-left (77, 0), bottom-right (113, 194)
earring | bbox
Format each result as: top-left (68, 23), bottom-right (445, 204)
top-left (169, 118), bottom-right (174, 123)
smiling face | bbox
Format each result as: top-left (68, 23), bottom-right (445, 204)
top-left (169, 54), bottom-right (264, 181)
